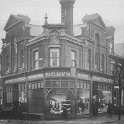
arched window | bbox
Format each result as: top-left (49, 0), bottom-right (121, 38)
top-left (5, 53), bottom-right (9, 73)
top-left (95, 33), bottom-right (100, 47)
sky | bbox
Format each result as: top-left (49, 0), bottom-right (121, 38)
top-left (0, 0), bottom-right (124, 44)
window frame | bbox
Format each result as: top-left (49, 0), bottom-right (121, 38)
top-left (32, 48), bottom-right (39, 70)
top-left (71, 50), bottom-right (77, 67)
top-left (49, 47), bottom-right (60, 67)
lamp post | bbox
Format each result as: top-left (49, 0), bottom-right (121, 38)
top-left (116, 63), bottom-right (122, 120)
top-left (112, 61), bottom-right (122, 120)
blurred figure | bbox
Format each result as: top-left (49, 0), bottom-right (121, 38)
top-left (107, 101), bottom-right (113, 117)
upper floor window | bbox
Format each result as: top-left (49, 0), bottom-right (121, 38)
top-left (84, 48), bottom-right (91, 70)
top-left (50, 48), bottom-right (60, 67)
top-left (109, 42), bottom-right (113, 54)
top-left (71, 50), bottom-right (76, 67)
top-left (95, 33), bottom-right (100, 47)
top-left (32, 50), bottom-right (39, 69)
top-left (5, 54), bottom-right (10, 73)
top-left (95, 52), bottom-right (99, 71)
top-left (88, 49), bottom-right (91, 70)
top-left (20, 48), bottom-right (24, 68)
top-left (101, 54), bottom-right (105, 72)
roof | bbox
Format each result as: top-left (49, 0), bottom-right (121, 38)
top-left (110, 54), bottom-right (124, 63)
top-left (43, 24), bottom-right (65, 29)
top-left (59, 0), bottom-right (75, 4)
top-left (29, 24), bottom-right (43, 36)
top-left (4, 14), bottom-right (30, 31)
top-left (82, 13), bottom-right (106, 28)
top-left (105, 26), bottom-right (115, 37)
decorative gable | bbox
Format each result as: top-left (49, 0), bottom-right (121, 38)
top-left (4, 14), bottom-right (30, 32)
top-left (83, 13), bottom-right (106, 28)
top-left (94, 16), bottom-right (106, 28)
top-left (4, 15), bottom-right (20, 31)
top-left (49, 30), bottom-right (60, 44)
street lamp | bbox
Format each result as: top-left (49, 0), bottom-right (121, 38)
top-left (112, 61), bottom-right (122, 120)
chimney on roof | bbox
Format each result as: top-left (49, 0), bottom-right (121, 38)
top-left (59, 0), bottom-right (76, 35)
top-left (44, 13), bottom-right (48, 25)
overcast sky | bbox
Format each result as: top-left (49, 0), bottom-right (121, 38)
top-left (0, 0), bottom-right (124, 44)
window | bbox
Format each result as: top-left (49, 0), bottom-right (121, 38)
top-left (109, 42), bottom-right (113, 54)
top-left (6, 86), bottom-right (13, 103)
top-left (71, 50), bottom-right (76, 67)
top-left (50, 48), bottom-right (60, 67)
top-left (20, 49), bottom-right (24, 68)
top-left (95, 33), bottom-right (100, 47)
top-left (88, 49), bottom-right (91, 70)
top-left (5, 54), bottom-right (10, 73)
top-left (18, 84), bottom-right (27, 103)
top-left (95, 52), bottom-right (99, 71)
top-left (101, 54), bottom-right (105, 72)
top-left (32, 50), bottom-right (39, 69)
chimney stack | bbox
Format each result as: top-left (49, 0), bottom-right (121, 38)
top-left (59, 0), bottom-right (76, 35)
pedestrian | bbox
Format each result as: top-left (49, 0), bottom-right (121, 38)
top-left (107, 102), bottom-right (113, 117)
top-left (62, 106), bottom-right (68, 119)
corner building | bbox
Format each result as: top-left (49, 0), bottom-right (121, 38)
top-left (1, 0), bottom-right (115, 115)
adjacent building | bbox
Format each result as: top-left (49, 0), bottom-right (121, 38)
top-left (1, 0), bottom-right (115, 115)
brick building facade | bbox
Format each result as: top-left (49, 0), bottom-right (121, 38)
top-left (1, 0), bottom-right (115, 115)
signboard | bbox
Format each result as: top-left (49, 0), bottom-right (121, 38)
top-left (77, 73), bottom-right (89, 80)
top-left (114, 86), bottom-right (119, 89)
top-left (45, 71), bottom-right (71, 78)
top-left (92, 76), bottom-right (112, 83)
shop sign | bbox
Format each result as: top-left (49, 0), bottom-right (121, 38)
top-left (93, 76), bottom-right (111, 82)
top-left (114, 86), bottom-right (119, 89)
top-left (45, 71), bottom-right (71, 77)
top-left (5, 77), bottom-right (26, 84)
top-left (5, 74), bottom-right (44, 84)
top-left (28, 74), bottom-right (44, 81)
top-left (77, 73), bottom-right (89, 80)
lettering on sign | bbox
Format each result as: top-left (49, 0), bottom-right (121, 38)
top-left (93, 76), bottom-right (112, 83)
top-left (45, 71), bottom-right (71, 77)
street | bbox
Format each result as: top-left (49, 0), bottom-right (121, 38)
top-left (107, 120), bottom-right (124, 124)
top-left (0, 115), bottom-right (123, 124)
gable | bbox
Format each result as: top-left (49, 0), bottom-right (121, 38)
top-left (83, 14), bottom-right (106, 28)
top-left (49, 30), bottom-right (60, 44)
top-left (93, 16), bottom-right (106, 28)
top-left (4, 14), bottom-right (30, 32)
top-left (4, 15), bottom-right (20, 31)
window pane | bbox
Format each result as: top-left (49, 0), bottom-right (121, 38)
top-left (33, 50), bottom-right (39, 69)
top-left (50, 48), bottom-right (60, 67)
top-left (71, 51), bottom-right (76, 67)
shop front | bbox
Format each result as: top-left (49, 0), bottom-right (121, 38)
top-left (4, 69), bottom-right (113, 116)
top-left (92, 76), bottom-right (113, 113)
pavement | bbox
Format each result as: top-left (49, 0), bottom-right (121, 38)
top-left (0, 114), bottom-right (124, 124)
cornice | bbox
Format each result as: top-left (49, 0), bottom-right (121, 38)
top-left (26, 28), bottom-right (88, 48)
top-left (5, 20), bottom-right (22, 32)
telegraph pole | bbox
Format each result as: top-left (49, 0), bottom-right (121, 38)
top-left (116, 64), bottom-right (122, 120)
top-left (118, 71), bottom-right (121, 120)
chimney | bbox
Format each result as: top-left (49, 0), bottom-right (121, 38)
top-left (59, 0), bottom-right (76, 35)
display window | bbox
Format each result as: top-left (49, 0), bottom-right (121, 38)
top-left (18, 83), bottom-right (27, 103)
top-left (6, 86), bottom-right (13, 103)
top-left (49, 95), bottom-right (68, 114)
top-left (93, 82), bottom-right (112, 113)
top-left (77, 89), bottom-right (90, 114)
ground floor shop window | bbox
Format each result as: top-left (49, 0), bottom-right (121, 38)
top-left (6, 86), bottom-right (13, 103)
top-left (47, 89), bottom-right (73, 115)
top-left (18, 83), bottom-right (27, 103)
top-left (28, 80), bottom-right (44, 90)
top-left (93, 82), bottom-right (112, 113)
top-left (77, 89), bottom-right (90, 114)
top-left (49, 95), bottom-right (66, 114)
top-left (0, 89), bottom-right (3, 104)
